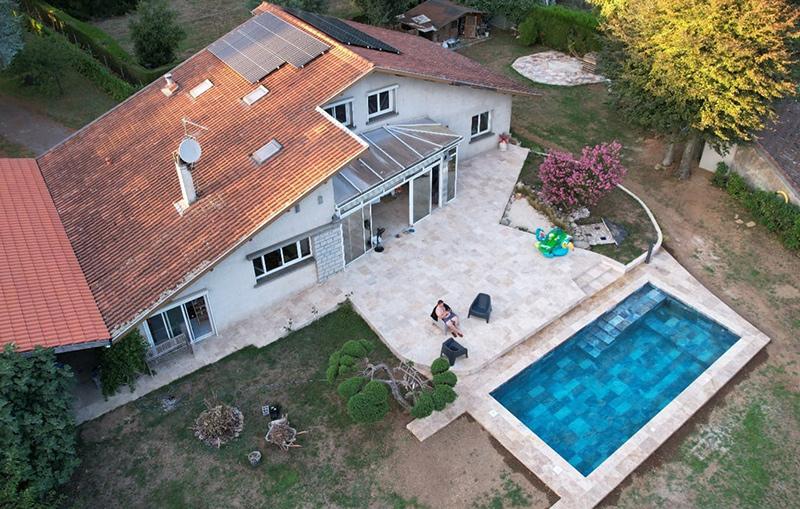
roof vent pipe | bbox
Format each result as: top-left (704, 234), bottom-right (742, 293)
top-left (175, 137), bottom-right (202, 207)
top-left (161, 73), bottom-right (180, 97)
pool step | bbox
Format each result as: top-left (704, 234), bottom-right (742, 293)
top-left (577, 286), bottom-right (667, 358)
top-left (573, 262), bottom-right (622, 295)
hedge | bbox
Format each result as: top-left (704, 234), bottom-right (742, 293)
top-left (517, 5), bottom-right (601, 56)
top-left (21, 0), bottom-right (174, 85)
top-left (713, 165), bottom-right (800, 251)
top-left (49, 0), bottom-right (137, 20)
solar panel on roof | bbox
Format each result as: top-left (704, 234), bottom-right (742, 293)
top-left (208, 12), bottom-right (330, 83)
top-left (286, 8), bottom-right (401, 54)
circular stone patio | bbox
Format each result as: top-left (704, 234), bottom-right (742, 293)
top-left (512, 50), bottom-right (606, 86)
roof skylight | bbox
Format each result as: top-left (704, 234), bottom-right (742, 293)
top-left (189, 79), bottom-right (214, 99)
top-left (252, 139), bottom-right (282, 165)
top-left (242, 85), bottom-right (269, 106)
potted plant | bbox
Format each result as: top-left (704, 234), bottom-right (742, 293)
top-left (498, 133), bottom-right (511, 151)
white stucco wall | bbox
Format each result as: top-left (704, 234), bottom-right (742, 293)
top-left (145, 181), bottom-right (337, 337)
top-left (324, 71), bottom-right (513, 160)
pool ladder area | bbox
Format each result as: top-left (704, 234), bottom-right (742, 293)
top-left (577, 285), bottom-right (667, 358)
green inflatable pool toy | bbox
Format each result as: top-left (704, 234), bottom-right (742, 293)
top-left (535, 227), bottom-right (574, 258)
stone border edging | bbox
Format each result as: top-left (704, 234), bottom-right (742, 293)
top-left (616, 183), bottom-right (663, 272)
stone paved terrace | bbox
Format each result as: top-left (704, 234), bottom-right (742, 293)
top-left (338, 145), bottom-right (622, 375)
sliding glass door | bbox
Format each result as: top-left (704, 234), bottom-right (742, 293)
top-left (411, 170), bottom-right (432, 224)
top-left (145, 295), bottom-right (214, 345)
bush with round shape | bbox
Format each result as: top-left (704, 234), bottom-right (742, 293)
top-left (432, 384), bottom-right (457, 411)
top-left (347, 381), bottom-right (390, 424)
top-left (337, 376), bottom-right (367, 400)
top-left (432, 371), bottom-right (458, 387)
top-left (341, 339), bottom-right (372, 358)
top-left (430, 357), bottom-right (451, 375)
top-left (411, 390), bottom-right (434, 419)
top-left (325, 364), bottom-right (338, 384)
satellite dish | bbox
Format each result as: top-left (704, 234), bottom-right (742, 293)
top-left (178, 137), bottom-right (202, 164)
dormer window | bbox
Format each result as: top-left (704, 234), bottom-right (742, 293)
top-left (189, 79), bottom-right (213, 99)
top-left (323, 98), bottom-right (353, 127)
top-left (243, 85), bottom-right (269, 106)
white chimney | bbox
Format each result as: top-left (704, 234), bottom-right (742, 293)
top-left (161, 73), bottom-right (180, 97)
top-left (174, 137), bottom-right (202, 212)
top-left (175, 158), bottom-right (197, 205)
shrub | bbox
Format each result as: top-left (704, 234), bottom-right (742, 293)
top-left (0, 346), bottom-right (79, 506)
top-left (723, 172), bottom-right (800, 251)
top-left (538, 141), bottom-right (627, 211)
top-left (410, 391), bottom-right (434, 419)
top-left (325, 364), bottom-right (338, 383)
top-left (432, 384), bottom-right (457, 411)
top-left (432, 370), bottom-right (458, 387)
top-left (347, 381), bottom-right (390, 423)
top-left (0, 0), bottom-right (24, 69)
top-left (341, 338), bottom-right (372, 358)
top-left (430, 357), bottom-right (451, 375)
top-left (517, 5), bottom-right (601, 55)
top-left (711, 161), bottom-right (730, 188)
top-left (98, 330), bottom-right (148, 397)
top-left (129, 0), bottom-right (184, 69)
top-left (337, 376), bottom-right (367, 400)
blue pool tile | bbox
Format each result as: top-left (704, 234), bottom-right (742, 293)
top-left (491, 283), bottom-right (739, 477)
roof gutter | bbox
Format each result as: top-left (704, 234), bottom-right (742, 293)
top-left (373, 67), bottom-right (540, 97)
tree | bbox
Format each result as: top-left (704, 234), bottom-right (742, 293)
top-left (327, 340), bottom-right (458, 423)
top-left (129, 0), bottom-right (185, 68)
top-left (354, 0), bottom-right (415, 25)
top-left (465, 0), bottom-right (541, 26)
top-left (0, 346), bottom-right (79, 507)
top-left (538, 141), bottom-right (627, 210)
top-left (98, 330), bottom-right (148, 397)
top-left (0, 0), bottom-right (23, 69)
top-left (7, 34), bottom-right (72, 96)
top-left (590, 0), bottom-right (799, 179)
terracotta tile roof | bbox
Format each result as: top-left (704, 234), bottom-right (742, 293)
top-left (0, 158), bottom-right (109, 352)
top-left (340, 18), bottom-right (534, 96)
top-left (756, 99), bottom-right (800, 195)
top-left (38, 4), bottom-right (373, 336)
top-left (399, 0), bottom-right (484, 31)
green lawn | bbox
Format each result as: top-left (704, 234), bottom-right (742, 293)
top-left (0, 70), bottom-right (118, 130)
top-left (63, 304), bottom-right (408, 508)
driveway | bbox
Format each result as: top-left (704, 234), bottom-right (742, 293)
top-left (0, 95), bottom-right (74, 156)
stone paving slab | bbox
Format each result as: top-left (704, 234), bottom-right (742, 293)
top-left (407, 251), bottom-right (770, 508)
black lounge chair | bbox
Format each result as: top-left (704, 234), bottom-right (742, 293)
top-left (468, 293), bottom-right (492, 323)
top-left (441, 338), bottom-right (468, 366)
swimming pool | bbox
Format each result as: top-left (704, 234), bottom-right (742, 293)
top-left (491, 283), bottom-right (739, 476)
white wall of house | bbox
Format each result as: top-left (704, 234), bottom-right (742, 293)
top-left (325, 71), bottom-right (513, 160)
top-left (143, 180), bottom-right (338, 338)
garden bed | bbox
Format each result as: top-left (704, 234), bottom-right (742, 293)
top-left (62, 304), bottom-right (552, 508)
top-left (515, 151), bottom-right (657, 264)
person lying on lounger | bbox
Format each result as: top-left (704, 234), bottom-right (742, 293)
top-left (435, 300), bottom-right (464, 338)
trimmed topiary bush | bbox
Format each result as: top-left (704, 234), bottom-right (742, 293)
top-left (432, 370), bottom-right (458, 387)
top-left (341, 339), bottom-right (373, 358)
top-left (347, 381), bottom-right (390, 423)
top-left (411, 390), bottom-right (434, 419)
top-left (337, 376), bottom-right (367, 400)
top-left (430, 357), bottom-right (451, 375)
top-left (433, 384), bottom-right (457, 406)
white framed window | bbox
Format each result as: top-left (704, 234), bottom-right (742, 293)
top-left (252, 237), bottom-right (312, 281)
top-left (323, 98), bottom-right (353, 127)
top-left (367, 86), bottom-right (396, 120)
top-left (470, 111), bottom-right (491, 139)
top-left (144, 294), bottom-right (215, 345)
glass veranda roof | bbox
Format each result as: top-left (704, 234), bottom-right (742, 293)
top-left (333, 119), bottom-right (461, 206)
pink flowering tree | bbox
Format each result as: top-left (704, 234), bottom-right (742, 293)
top-left (538, 141), bottom-right (627, 210)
